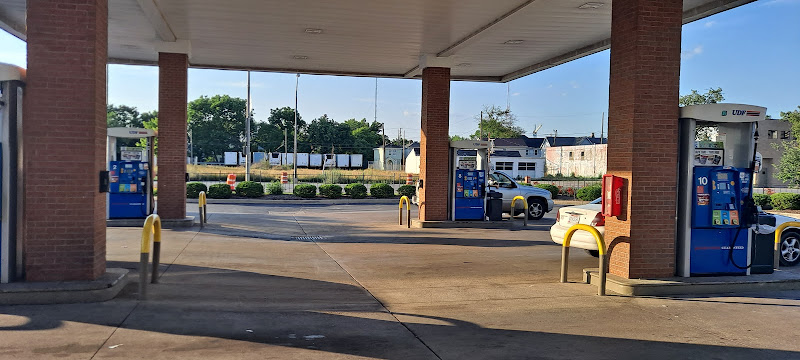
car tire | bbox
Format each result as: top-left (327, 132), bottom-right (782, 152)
top-left (585, 249), bottom-right (600, 258)
top-left (527, 197), bottom-right (546, 220)
top-left (780, 231), bottom-right (800, 267)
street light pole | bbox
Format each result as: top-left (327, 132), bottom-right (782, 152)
top-left (245, 70), bottom-right (251, 181)
top-left (293, 74), bottom-right (299, 185)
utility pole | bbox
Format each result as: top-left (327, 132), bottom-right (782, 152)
top-left (600, 111), bottom-right (605, 144)
top-left (555, 129), bottom-right (562, 176)
top-left (381, 124), bottom-right (386, 170)
top-left (245, 70), bottom-right (251, 181)
top-left (401, 129), bottom-right (405, 169)
top-left (293, 74), bottom-right (299, 184)
top-left (480, 111), bottom-right (483, 140)
top-left (284, 128), bottom-right (288, 165)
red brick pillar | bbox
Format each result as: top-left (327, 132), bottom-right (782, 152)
top-left (157, 53), bottom-right (188, 220)
top-left (24, 0), bottom-right (108, 281)
top-left (419, 67), bottom-right (450, 221)
top-left (606, 0), bottom-right (682, 278)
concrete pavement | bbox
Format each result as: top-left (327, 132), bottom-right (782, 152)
top-left (0, 203), bottom-right (798, 359)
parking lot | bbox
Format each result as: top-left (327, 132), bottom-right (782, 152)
top-left (0, 202), bottom-right (798, 359)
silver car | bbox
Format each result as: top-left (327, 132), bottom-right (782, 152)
top-left (488, 171), bottom-right (554, 220)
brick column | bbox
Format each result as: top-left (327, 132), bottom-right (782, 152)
top-left (606, 0), bottom-right (682, 278)
top-left (24, 0), bottom-right (108, 281)
top-left (419, 67), bottom-right (450, 221)
top-left (157, 53), bottom-right (188, 220)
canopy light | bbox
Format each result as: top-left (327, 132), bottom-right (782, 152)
top-left (456, 63), bottom-right (471, 67)
top-left (292, 55), bottom-right (309, 60)
top-left (578, 2), bottom-right (605, 9)
top-left (304, 28), bottom-right (323, 34)
top-left (503, 40), bottom-right (524, 45)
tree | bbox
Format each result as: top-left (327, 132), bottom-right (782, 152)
top-left (679, 88), bottom-right (725, 141)
top-left (107, 104), bottom-right (144, 128)
top-left (774, 107), bottom-right (800, 186)
top-left (188, 95), bottom-right (252, 161)
top-left (135, 110), bottom-right (159, 154)
top-left (471, 105), bottom-right (524, 139)
top-left (305, 114), bottom-right (353, 153)
top-left (450, 135), bottom-right (469, 141)
top-left (679, 87), bottom-right (724, 107)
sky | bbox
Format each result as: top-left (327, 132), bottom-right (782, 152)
top-left (0, 0), bottom-right (798, 142)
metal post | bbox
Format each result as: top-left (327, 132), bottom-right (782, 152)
top-left (151, 241), bottom-right (161, 284)
top-left (598, 254), bottom-right (607, 296)
top-left (245, 70), bottom-right (251, 181)
top-left (407, 206), bottom-right (411, 228)
top-left (138, 252), bottom-right (149, 300)
top-left (560, 246), bottom-right (569, 283)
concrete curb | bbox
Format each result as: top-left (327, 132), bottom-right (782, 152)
top-left (107, 216), bottom-right (195, 228)
top-left (186, 198), bottom-right (404, 205)
top-left (0, 268), bottom-right (130, 305)
top-left (582, 268), bottom-right (800, 296)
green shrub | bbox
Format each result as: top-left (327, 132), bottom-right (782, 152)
top-left (576, 185), bottom-right (602, 201)
top-left (397, 184), bottom-right (416, 198)
top-left (265, 181), bottom-right (283, 195)
top-left (370, 183), bottom-right (394, 198)
top-left (770, 193), bottom-right (800, 210)
top-left (319, 184), bottom-right (343, 198)
top-left (235, 181), bottom-right (264, 198)
top-left (534, 184), bottom-right (559, 198)
top-left (293, 184), bottom-right (317, 198)
top-left (207, 184), bottom-right (232, 199)
top-left (753, 193), bottom-right (772, 209)
top-left (186, 182), bottom-right (208, 199)
top-left (345, 183), bottom-right (367, 199)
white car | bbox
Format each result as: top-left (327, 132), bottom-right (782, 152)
top-left (550, 198), bottom-right (604, 257)
top-left (770, 212), bottom-right (800, 267)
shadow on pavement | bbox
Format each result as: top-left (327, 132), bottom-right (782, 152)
top-left (0, 262), bottom-right (798, 359)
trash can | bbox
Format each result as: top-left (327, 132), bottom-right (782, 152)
top-left (486, 191), bottom-right (503, 221)
top-left (751, 214), bottom-right (776, 274)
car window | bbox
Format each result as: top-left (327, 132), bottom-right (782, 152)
top-left (491, 173), bottom-right (514, 188)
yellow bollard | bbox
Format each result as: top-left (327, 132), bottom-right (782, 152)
top-left (561, 224), bottom-right (607, 296)
top-left (774, 221), bottom-right (800, 270)
top-left (198, 191), bottom-right (207, 228)
top-left (399, 196), bottom-right (411, 228)
top-left (139, 214), bottom-right (162, 300)
top-left (510, 196), bottom-right (528, 226)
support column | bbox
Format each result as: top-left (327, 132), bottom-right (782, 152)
top-left (419, 67), bottom-right (450, 221)
top-left (606, 0), bottom-right (683, 278)
top-left (24, 0), bottom-right (108, 281)
top-left (157, 53), bottom-right (188, 220)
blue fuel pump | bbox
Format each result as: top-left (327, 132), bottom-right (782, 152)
top-left (454, 169), bottom-right (485, 220)
top-left (690, 166), bottom-right (751, 275)
top-left (109, 160), bottom-right (150, 218)
top-left (677, 103), bottom-right (766, 277)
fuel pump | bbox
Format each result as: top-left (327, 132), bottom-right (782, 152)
top-left (0, 63), bottom-right (24, 283)
top-left (449, 140), bottom-right (490, 221)
top-left (107, 127), bottom-right (155, 219)
top-left (677, 104), bottom-right (765, 276)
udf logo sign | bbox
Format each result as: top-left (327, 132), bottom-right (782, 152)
top-left (721, 110), bottom-right (728, 116)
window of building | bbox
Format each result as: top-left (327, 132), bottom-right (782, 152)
top-left (534, 149), bottom-right (539, 156)
top-left (580, 151), bottom-right (585, 160)
top-left (569, 152), bottom-right (573, 160)
top-left (496, 162), bottom-right (514, 171)
top-left (781, 131), bottom-right (790, 140)
top-left (518, 162), bottom-right (536, 171)
top-left (768, 130), bottom-right (778, 139)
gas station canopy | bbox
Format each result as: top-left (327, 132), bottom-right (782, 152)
top-left (0, 0), bottom-right (753, 81)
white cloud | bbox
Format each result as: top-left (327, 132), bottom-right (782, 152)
top-left (681, 45), bottom-right (704, 60)
top-left (512, 92), bottom-right (521, 96)
top-left (547, 84), bottom-right (553, 89)
top-left (570, 81), bottom-right (580, 89)
top-left (561, 92), bottom-right (568, 97)
top-left (704, 20), bottom-right (716, 28)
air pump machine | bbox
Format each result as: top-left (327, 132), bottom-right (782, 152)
top-left (677, 104), bottom-right (766, 277)
top-left (449, 140), bottom-right (490, 221)
top-left (0, 63), bottom-right (24, 283)
top-left (107, 127), bottom-right (155, 219)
